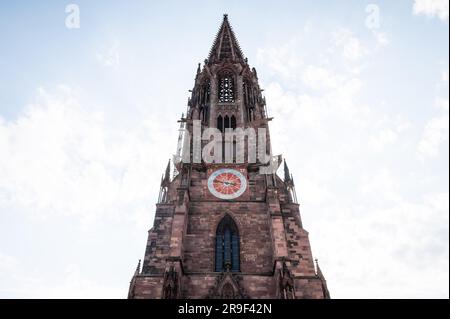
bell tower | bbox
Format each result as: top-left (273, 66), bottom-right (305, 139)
top-left (127, 14), bottom-right (330, 299)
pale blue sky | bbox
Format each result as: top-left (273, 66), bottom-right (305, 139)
top-left (0, 1), bottom-right (448, 298)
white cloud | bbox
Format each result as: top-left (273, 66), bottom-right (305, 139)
top-left (332, 29), bottom-right (368, 61)
top-left (417, 70), bottom-right (450, 159)
top-left (257, 24), bottom-right (448, 298)
top-left (413, 0), bottom-right (449, 21)
top-left (256, 38), bottom-right (304, 81)
top-left (46, 264), bottom-right (124, 299)
top-left (0, 253), bottom-right (18, 273)
top-left (370, 117), bottom-right (411, 151)
top-left (435, 97), bottom-right (449, 111)
top-left (96, 39), bottom-right (121, 69)
top-left (372, 30), bottom-right (390, 47)
top-left (417, 110), bottom-right (449, 159)
top-left (301, 65), bottom-right (344, 90)
top-left (370, 128), bottom-right (399, 151)
top-left (0, 85), bottom-right (179, 298)
top-left (0, 253), bottom-right (123, 298)
top-left (441, 69), bottom-right (449, 83)
top-left (317, 190), bottom-right (449, 298)
top-left (0, 85), bottom-right (172, 225)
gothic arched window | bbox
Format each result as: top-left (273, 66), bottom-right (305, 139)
top-left (202, 80), bottom-right (211, 105)
top-left (200, 107), bottom-right (204, 122)
top-left (231, 116), bottom-right (236, 130)
top-left (215, 215), bottom-right (240, 272)
top-left (247, 108), bottom-right (254, 122)
top-left (243, 81), bottom-right (248, 106)
top-left (221, 283), bottom-right (235, 299)
top-left (218, 73), bottom-right (235, 103)
top-left (224, 115), bottom-right (230, 130)
top-left (200, 106), bottom-right (209, 123)
top-left (243, 80), bottom-right (252, 108)
top-left (217, 115), bottom-right (223, 133)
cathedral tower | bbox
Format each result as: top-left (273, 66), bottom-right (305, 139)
top-left (128, 15), bottom-right (330, 299)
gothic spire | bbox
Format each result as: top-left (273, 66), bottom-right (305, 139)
top-left (164, 160), bottom-right (171, 181)
top-left (195, 63), bottom-right (201, 79)
top-left (315, 259), bottom-right (324, 278)
top-left (284, 160), bottom-right (291, 183)
top-left (135, 259), bottom-right (141, 276)
top-left (315, 259), bottom-right (331, 299)
top-left (161, 159), bottom-right (171, 186)
top-left (208, 14), bottom-right (245, 64)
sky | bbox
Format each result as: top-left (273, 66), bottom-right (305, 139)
top-left (0, 0), bottom-right (448, 298)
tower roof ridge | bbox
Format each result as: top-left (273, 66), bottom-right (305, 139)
top-left (207, 14), bottom-right (245, 64)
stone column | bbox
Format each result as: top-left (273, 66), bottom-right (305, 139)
top-left (169, 188), bottom-right (189, 257)
top-left (266, 187), bottom-right (288, 258)
top-left (209, 73), bottom-right (218, 128)
top-left (236, 74), bottom-right (245, 126)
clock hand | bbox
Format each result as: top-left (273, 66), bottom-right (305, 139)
top-left (216, 179), bottom-right (236, 187)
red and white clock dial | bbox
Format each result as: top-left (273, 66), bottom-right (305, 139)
top-left (207, 168), bottom-right (247, 200)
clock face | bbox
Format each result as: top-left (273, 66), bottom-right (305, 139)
top-left (207, 168), bottom-right (247, 200)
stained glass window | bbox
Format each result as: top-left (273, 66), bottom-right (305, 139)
top-left (215, 215), bottom-right (240, 272)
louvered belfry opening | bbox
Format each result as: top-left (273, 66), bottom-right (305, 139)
top-left (215, 215), bottom-right (240, 272)
top-left (218, 73), bottom-right (235, 103)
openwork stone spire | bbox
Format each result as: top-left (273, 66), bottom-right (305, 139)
top-left (208, 14), bottom-right (245, 64)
